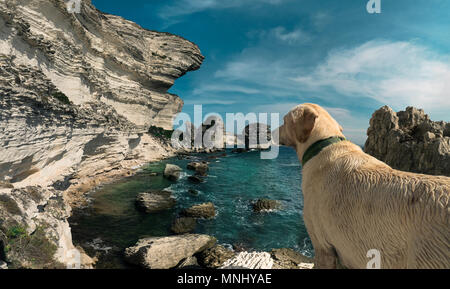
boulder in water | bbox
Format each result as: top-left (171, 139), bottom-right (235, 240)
top-left (163, 164), bottom-right (182, 181)
top-left (188, 189), bottom-right (199, 196)
top-left (135, 191), bottom-right (176, 213)
top-left (124, 234), bottom-right (216, 269)
top-left (181, 202), bottom-right (216, 219)
top-left (187, 161), bottom-right (209, 176)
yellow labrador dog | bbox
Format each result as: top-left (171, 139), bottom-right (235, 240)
top-left (279, 103), bottom-right (450, 269)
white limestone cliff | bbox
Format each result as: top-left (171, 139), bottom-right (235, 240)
top-left (0, 0), bottom-right (204, 268)
top-left (0, 0), bottom-right (203, 130)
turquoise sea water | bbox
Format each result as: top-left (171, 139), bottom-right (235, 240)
top-left (70, 146), bottom-right (313, 268)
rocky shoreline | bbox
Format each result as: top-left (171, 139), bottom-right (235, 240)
top-left (104, 155), bottom-right (314, 270)
top-left (123, 233), bottom-right (313, 269)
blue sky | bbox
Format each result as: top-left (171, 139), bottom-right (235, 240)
top-left (92, 0), bottom-right (450, 145)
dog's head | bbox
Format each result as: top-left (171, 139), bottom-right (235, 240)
top-left (279, 103), bottom-right (344, 150)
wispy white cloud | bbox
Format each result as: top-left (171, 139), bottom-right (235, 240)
top-left (184, 98), bottom-right (237, 105)
top-left (270, 26), bottom-right (311, 44)
top-left (192, 84), bottom-right (261, 95)
top-left (158, 0), bottom-right (285, 25)
top-left (214, 56), bottom-right (299, 94)
top-left (250, 26), bottom-right (311, 45)
top-left (293, 40), bottom-right (450, 111)
top-left (322, 107), bottom-right (352, 120)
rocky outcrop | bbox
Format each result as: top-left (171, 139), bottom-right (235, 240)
top-left (365, 106), bottom-right (450, 176)
top-left (163, 164), bottom-right (183, 181)
top-left (244, 123), bottom-right (272, 150)
top-left (181, 202), bottom-right (216, 219)
top-left (135, 191), bottom-right (176, 213)
top-left (187, 162), bottom-right (209, 176)
top-left (0, 0), bottom-right (203, 268)
top-left (252, 199), bottom-right (281, 212)
top-left (124, 234), bottom-right (216, 269)
top-left (175, 116), bottom-right (237, 151)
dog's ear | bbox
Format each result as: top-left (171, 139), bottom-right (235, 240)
top-left (294, 106), bottom-right (318, 143)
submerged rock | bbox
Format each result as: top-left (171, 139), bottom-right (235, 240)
top-left (163, 164), bottom-right (183, 181)
top-left (135, 191), bottom-right (176, 213)
top-left (365, 106), bottom-right (450, 176)
top-left (270, 248), bottom-right (313, 269)
top-left (252, 199), bottom-right (281, 212)
top-left (171, 217), bottom-right (197, 234)
top-left (124, 234), bottom-right (216, 269)
top-left (188, 189), bottom-right (199, 196)
top-left (197, 245), bottom-right (236, 268)
top-left (181, 202), bottom-right (216, 219)
top-left (0, 260), bottom-right (8, 269)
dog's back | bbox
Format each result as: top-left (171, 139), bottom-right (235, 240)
top-left (302, 141), bottom-right (450, 268)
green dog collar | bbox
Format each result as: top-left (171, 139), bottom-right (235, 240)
top-left (302, 136), bottom-right (347, 166)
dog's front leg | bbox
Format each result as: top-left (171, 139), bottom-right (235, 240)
top-left (313, 247), bottom-right (338, 269)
